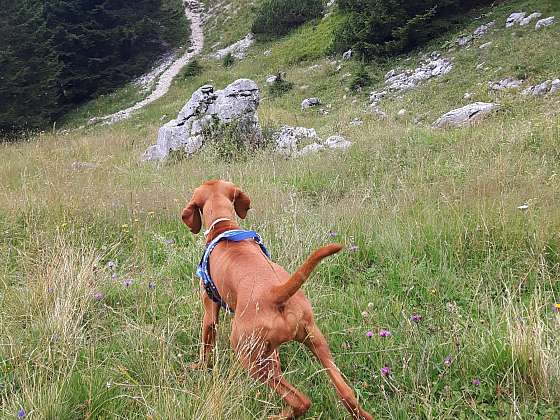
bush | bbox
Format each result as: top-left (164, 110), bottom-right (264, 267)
top-left (252, 0), bottom-right (324, 38)
top-left (181, 59), bottom-right (203, 78)
top-left (222, 53), bottom-right (235, 68)
top-left (349, 65), bottom-right (372, 91)
top-left (334, 0), bottom-right (493, 59)
top-left (268, 73), bottom-right (294, 97)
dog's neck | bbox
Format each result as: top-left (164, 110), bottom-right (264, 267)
top-left (204, 217), bottom-right (239, 243)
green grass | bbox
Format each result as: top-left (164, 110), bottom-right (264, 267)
top-left (1, 0), bottom-right (560, 418)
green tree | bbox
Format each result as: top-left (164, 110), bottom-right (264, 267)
top-left (0, 0), bottom-right (61, 135)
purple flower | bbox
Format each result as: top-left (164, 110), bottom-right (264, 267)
top-left (328, 230), bottom-right (337, 238)
top-left (410, 314), bottom-right (422, 323)
top-left (366, 330), bottom-right (373, 338)
top-left (348, 244), bottom-right (359, 253)
top-left (472, 378), bottom-right (481, 386)
top-left (106, 261), bottom-right (116, 270)
top-left (93, 292), bottom-right (104, 301)
top-left (379, 329), bottom-right (391, 338)
top-left (18, 408), bottom-right (25, 419)
top-left (444, 355), bottom-right (453, 367)
top-left (122, 279), bottom-right (133, 288)
top-left (148, 281), bottom-right (156, 290)
top-left (111, 273), bottom-right (118, 280)
top-left (380, 366), bottom-right (391, 376)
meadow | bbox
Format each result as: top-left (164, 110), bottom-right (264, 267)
top-left (1, 0), bottom-right (559, 418)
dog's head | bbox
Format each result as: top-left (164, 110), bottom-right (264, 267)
top-left (181, 180), bottom-right (251, 234)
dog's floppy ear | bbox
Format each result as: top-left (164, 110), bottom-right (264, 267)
top-left (181, 201), bottom-right (202, 234)
top-left (233, 188), bottom-right (251, 219)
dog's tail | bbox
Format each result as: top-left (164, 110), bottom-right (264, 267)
top-left (273, 244), bottom-right (343, 304)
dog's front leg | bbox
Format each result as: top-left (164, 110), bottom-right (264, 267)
top-left (191, 289), bottom-right (220, 369)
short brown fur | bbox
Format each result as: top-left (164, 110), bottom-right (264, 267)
top-left (182, 180), bottom-right (373, 419)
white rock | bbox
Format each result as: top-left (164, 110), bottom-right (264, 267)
top-left (263, 49), bottom-right (272, 56)
top-left (342, 49), bottom-right (352, 60)
top-left (464, 92), bottom-right (473, 100)
top-left (522, 80), bottom-right (551, 96)
top-left (479, 42), bottom-right (492, 49)
top-left (298, 142), bottom-right (325, 155)
top-left (141, 79), bottom-right (262, 162)
top-left (213, 33), bottom-right (254, 59)
top-left (385, 69), bottom-right (397, 79)
top-left (519, 12), bottom-right (542, 26)
top-left (324, 135), bottom-right (352, 150)
top-left (275, 126), bottom-right (319, 156)
top-left (476, 62), bottom-right (486, 71)
top-left (397, 109), bottom-right (407, 117)
top-left (349, 119), bottom-right (363, 126)
top-left (473, 21), bottom-right (495, 37)
top-left (535, 16), bottom-right (556, 29)
top-left (517, 204), bottom-right (529, 211)
top-left (370, 105), bottom-right (388, 119)
top-left (550, 79), bottom-right (560, 94)
top-left (506, 12), bottom-right (526, 27)
top-left (488, 78), bottom-right (524, 90)
top-left (301, 97), bottom-right (321, 110)
top-left (266, 75), bottom-right (278, 85)
top-left (457, 35), bottom-right (472, 47)
top-left (433, 102), bottom-right (500, 128)
top-left (71, 161), bottom-right (97, 171)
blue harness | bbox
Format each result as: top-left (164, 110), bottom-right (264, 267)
top-left (196, 229), bottom-right (271, 313)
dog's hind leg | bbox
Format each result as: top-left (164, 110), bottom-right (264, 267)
top-left (191, 290), bottom-right (220, 369)
top-left (235, 338), bottom-right (311, 419)
top-left (303, 325), bottom-right (373, 420)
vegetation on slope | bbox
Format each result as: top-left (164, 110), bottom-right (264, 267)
top-left (1, 0), bottom-right (560, 418)
top-left (0, 0), bottom-right (189, 136)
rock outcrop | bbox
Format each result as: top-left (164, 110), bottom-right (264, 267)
top-left (535, 16), bottom-right (556, 29)
top-left (506, 12), bottom-right (527, 27)
top-left (213, 33), bottom-right (254, 59)
top-left (522, 79), bottom-right (560, 96)
top-left (433, 102), bottom-right (500, 128)
top-left (301, 98), bottom-right (321, 110)
top-left (275, 126), bottom-right (351, 156)
top-left (488, 78), bottom-right (524, 91)
top-left (141, 79), bottom-right (262, 162)
top-left (370, 53), bottom-right (452, 105)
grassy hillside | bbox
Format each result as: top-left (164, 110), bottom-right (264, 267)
top-left (1, 0), bottom-right (559, 418)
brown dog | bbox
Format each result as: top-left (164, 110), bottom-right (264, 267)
top-left (182, 180), bottom-right (373, 419)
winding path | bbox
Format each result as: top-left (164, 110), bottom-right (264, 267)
top-left (93, 0), bottom-right (204, 125)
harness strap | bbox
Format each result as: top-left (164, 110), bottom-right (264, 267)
top-left (196, 229), bottom-right (270, 313)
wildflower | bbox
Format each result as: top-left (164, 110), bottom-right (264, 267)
top-left (380, 366), bottom-right (391, 376)
top-left (349, 244), bottom-right (359, 253)
top-left (93, 292), bottom-right (104, 301)
top-left (366, 331), bottom-right (373, 338)
top-left (18, 408), bottom-right (25, 419)
top-left (106, 261), bottom-right (116, 270)
top-left (367, 302), bottom-right (374, 309)
top-left (111, 272), bottom-right (118, 280)
top-left (328, 230), bottom-right (337, 238)
top-left (553, 303), bottom-right (560, 313)
top-left (444, 355), bottom-right (453, 367)
top-left (361, 310), bottom-right (369, 318)
top-left (379, 329), bottom-right (391, 338)
top-left (123, 279), bottom-right (133, 288)
top-left (472, 378), bottom-right (481, 386)
top-left (121, 224), bottom-right (128, 229)
top-left (410, 314), bottom-right (422, 323)
top-left (148, 281), bottom-right (156, 290)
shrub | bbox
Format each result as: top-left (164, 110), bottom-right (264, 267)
top-left (334, 0), bottom-right (493, 59)
top-left (251, 0), bottom-right (324, 38)
top-left (349, 65), bottom-right (372, 91)
top-left (222, 53), bottom-right (235, 68)
top-left (181, 59), bottom-right (203, 78)
top-left (268, 73), bottom-right (294, 97)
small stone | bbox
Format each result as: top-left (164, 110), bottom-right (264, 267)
top-left (324, 135), bottom-right (352, 151)
top-left (342, 49), bottom-right (352, 60)
top-left (301, 97), bottom-right (321, 110)
top-left (550, 79), bottom-right (560, 94)
top-left (506, 12), bottom-right (527, 28)
top-left (464, 92), bottom-right (473, 100)
top-left (488, 78), bottom-right (524, 91)
top-left (433, 102), bottom-right (500, 128)
top-left (519, 12), bottom-right (542, 26)
top-left (265, 75), bottom-right (278, 85)
top-left (535, 16), bottom-right (555, 29)
top-left (349, 119), bottom-right (363, 126)
top-left (479, 42), bottom-right (492, 49)
top-left (397, 109), bottom-right (407, 117)
top-left (522, 80), bottom-right (551, 96)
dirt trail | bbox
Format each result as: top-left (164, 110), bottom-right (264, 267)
top-left (93, 0), bottom-right (204, 125)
